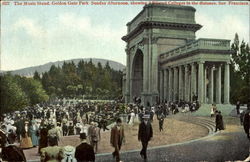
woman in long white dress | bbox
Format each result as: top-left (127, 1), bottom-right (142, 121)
top-left (129, 110), bottom-right (135, 125)
top-left (210, 104), bottom-right (217, 117)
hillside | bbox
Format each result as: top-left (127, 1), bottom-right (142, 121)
top-left (4, 58), bottom-right (125, 77)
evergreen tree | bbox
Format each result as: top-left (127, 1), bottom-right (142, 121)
top-left (33, 71), bottom-right (41, 81)
top-left (230, 33), bottom-right (250, 103)
top-left (41, 59), bottom-right (123, 100)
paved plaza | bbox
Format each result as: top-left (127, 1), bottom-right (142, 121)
top-left (25, 110), bottom-right (249, 162)
top-left (97, 115), bottom-right (249, 162)
top-left (96, 131), bottom-right (249, 162)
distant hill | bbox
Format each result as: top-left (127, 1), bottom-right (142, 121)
top-left (3, 58), bottom-right (125, 77)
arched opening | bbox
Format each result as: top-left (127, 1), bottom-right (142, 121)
top-left (132, 49), bottom-right (143, 99)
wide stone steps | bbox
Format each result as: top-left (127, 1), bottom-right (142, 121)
top-left (178, 116), bottom-right (216, 135)
top-left (191, 118), bottom-right (215, 134)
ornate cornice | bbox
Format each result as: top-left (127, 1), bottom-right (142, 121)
top-left (160, 49), bottom-right (233, 64)
top-left (122, 21), bottom-right (202, 42)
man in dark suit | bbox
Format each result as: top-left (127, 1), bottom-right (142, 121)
top-left (236, 101), bottom-right (240, 115)
top-left (75, 133), bottom-right (95, 162)
top-left (1, 128), bottom-right (26, 162)
top-left (110, 118), bottom-right (125, 162)
top-left (14, 116), bottom-right (24, 142)
top-left (138, 114), bottom-right (153, 160)
top-left (157, 112), bottom-right (165, 132)
top-left (215, 111), bottom-right (224, 132)
top-left (243, 107), bottom-right (250, 139)
top-left (2, 145), bottom-right (26, 162)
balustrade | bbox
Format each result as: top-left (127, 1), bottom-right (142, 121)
top-left (159, 38), bottom-right (230, 61)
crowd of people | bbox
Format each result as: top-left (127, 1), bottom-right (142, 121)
top-left (0, 97), bottom-right (202, 162)
top-left (1, 97), bottom-right (250, 161)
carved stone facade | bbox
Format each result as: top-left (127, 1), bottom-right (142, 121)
top-left (122, 4), bottom-right (231, 106)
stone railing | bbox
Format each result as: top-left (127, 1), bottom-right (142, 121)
top-left (159, 38), bottom-right (231, 60)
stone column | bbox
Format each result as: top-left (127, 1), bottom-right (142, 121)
top-left (187, 71), bottom-right (190, 102)
top-left (184, 65), bottom-right (189, 101)
top-left (148, 38), bottom-right (152, 96)
top-left (142, 36), bottom-right (150, 106)
top-left (129, 77), bottom-right (133, 103)
top-left (168, 68), bottom-right (173, 101)
top-left (224, 62), bottom-right (230, 104)
top-left (216, 64), bottom-right (222, 104)
top-left (173, 67), bottom-right (178, 101)
top-left (164, 69), bottom-right (168, 101)
top-left (143, 46), bottom-right (148, 94)
top-left (179, 66), bottom-right (183, 101)
top-left (198, 61), bottom-right (204, 103)
top-left (204, 67), bottom-right (207, 103)
top-left (208, 66), bottom-right (214, 104)
top-left (191, 63), bottom-right (197, 101)
top-left (159, 70), bottom-right (164, 102)
top-left (125, 49), bottom-right (131, 103)
top-left (151, 39), bottom-right (159, 104)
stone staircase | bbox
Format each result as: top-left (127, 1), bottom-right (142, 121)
top-left (175, 115), bottom-right (216, 135)
top-left (191, 117), bottom-right (216, 134)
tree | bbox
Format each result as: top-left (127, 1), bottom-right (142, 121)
top-left (97, 62), bottom-right (103, 71)
top-left (230, 33), bottom-right (250, 103)
top-left (105, 61), bottom-right (111, 72)
top-left (66, 85), bottom-right (78, 97)
top-left (16, 76), bottom-right (49, 105)
top-left (48, 86), bottom-right (56, 95)
top-left (62, 61), bottom-right (80, 86)
top-left (41, 72), bottom-right (50, 91)
top-left (33, 71), bottom-right (41, 81)
top-left (0, 74), bottom-right (29, 113)
top-left (41, 59), bottom-right (123, 100)
top-left (77, 84), bottom-right (83, 96)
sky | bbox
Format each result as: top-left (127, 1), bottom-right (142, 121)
top-left (1, 1), bottom-right (249, 71)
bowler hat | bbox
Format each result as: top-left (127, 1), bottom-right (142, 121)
top-left (80, 132), bottom-right (87, 139)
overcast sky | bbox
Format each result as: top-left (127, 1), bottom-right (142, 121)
top-left (1, 1), bottom-right (249, 71)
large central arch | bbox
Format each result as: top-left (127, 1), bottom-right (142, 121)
top-left (123, 4), bottom-right (203, 106)
top-left (131, 49), bottom-right (143, 99)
